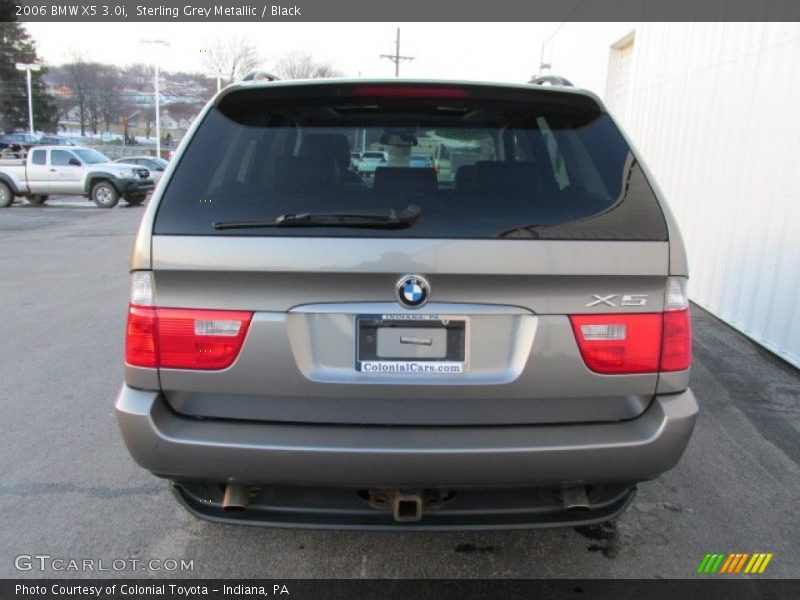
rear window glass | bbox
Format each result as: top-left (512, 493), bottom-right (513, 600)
top-left (154, 85), bottom-right (667, 240)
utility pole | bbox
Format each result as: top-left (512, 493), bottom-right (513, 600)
top-left (380, 27), bottom-right (415, 77)
top-left (15, 62), bottom-right (41, 135)
top-left (538, 39), bottom-right (552, 77)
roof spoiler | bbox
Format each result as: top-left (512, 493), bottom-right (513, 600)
top-left (528, 75), bottom-right (573, 87)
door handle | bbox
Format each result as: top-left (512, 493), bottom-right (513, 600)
top-left (49, 168), bottom-right (57, 172)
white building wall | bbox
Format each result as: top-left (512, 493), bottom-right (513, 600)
top-left (608, 23), bottom-right (800, 368)
top-left (604, 31), bottom-right (636, 124)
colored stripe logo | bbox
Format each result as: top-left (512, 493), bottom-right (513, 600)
top-left (696, 553), bottom-right (773, 574)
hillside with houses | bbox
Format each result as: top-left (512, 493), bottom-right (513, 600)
top-left (43, 63), bottom-right (213, 144)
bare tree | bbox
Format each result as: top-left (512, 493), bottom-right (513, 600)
top-left (200, 37), bottom-right (261, 84)
top-left (274, 51), bottom-right (343, 80)
top-left (96, 65), bottom-right (123, 132)
top-left (121, 63), bottom-right (153, 91)
top-left (85, 67), bottom-right (101, 135)
top-left (135, 107), bottom-right (155, 140)
top-left (65, 55), bottom-right (92, 135)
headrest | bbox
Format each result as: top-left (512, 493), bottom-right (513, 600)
top-left (273, 156), bottom-right (338, 192)
top-left (474, 161), bottom-right (539, 195)
top-left (455, 164), bottom-right (476, 191)
top-left (299, 133), bottom-right (351, 171)
top-left (374, 167), bottom-right (437, 195)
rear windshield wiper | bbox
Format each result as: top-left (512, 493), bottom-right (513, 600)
top-left (213, 204), bottom-right (422, 230)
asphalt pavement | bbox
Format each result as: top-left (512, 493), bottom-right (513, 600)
top-left (1, 196), bottom-right (798, 579)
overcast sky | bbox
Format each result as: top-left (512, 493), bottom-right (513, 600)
top-left (23, 22), bottom-right (634, 95)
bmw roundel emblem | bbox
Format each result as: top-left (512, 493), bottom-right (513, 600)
top-left (396, 275), bottom-right (430, 309)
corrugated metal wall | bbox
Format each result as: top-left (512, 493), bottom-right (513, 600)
top-left (607, 23), bottom-right (800, 369)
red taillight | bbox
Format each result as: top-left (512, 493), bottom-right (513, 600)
top-left (352, 86), bottom-right (468, 98)
top-left (570, 313), bottom-right (663, 374)
top-left (570, 309), bottom-right (692, 375)
top-left (660, 309), bottom-right (692, 371)
top-left (125, 305), bottom-right (252, 370)
top-left (125, 305), bottom-right (158, 368)
top-left (157, 308), bottom-right (252, 370)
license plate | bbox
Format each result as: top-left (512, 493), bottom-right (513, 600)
top-left (356, 314), bottom-right (467, 374)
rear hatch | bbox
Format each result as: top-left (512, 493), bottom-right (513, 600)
top-left (135, 81), bottom-right (678, 426)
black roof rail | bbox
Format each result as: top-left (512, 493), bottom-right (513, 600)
top-left (241, 71), bottom-right (281, 82)
top-left (528, 75), bottom-right (573, 87)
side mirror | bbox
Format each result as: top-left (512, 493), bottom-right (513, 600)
top-left (67, 158), bottom-right (81, 167)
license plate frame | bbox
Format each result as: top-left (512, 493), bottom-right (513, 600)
top-left (356, 314), bottom-right (468, 374)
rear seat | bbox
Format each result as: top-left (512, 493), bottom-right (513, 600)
top-left (374, 167), bottom-right (437, 195)
top-left (473, 161), bottom-right (540, 197)
top-left (299, 133), bottom-right (363, 184)
top-left (455, 164), bottom-right (476, 192)
top-left (273, 156), bottom-right (339, 193)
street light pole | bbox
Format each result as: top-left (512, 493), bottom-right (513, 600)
top-left (15, 62), bottom-right (41, 135)
top-left (204, 73), bottom-right (222, 96)
top-left (154, 62), bottom-right (161, 158)
top-left (139, 39), bottom-right (170, 159)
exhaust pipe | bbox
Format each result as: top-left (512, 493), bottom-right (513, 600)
top-left (562, 485), bottom-right (590, 511)
top-left (222, 483), bottom-right (250, 511)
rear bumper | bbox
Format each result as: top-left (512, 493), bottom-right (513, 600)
top-left (115, 385), bottom-right (697, 487)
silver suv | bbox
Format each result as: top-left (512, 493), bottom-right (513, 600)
top-left (116, 79), bottom-right (697, 529)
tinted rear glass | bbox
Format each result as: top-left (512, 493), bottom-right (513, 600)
top-left (154, 84), bottom-right (667, 240)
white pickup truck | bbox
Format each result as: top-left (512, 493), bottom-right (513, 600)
top-left (0, 146), bottom-right (154, 208)
top-left (356, 151), bottom-right (389, 179)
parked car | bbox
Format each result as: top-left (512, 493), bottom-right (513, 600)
top-left (357, 150), bottom-right (388, 178)
top-left (116, 79), bottom-right (696, 529)
top-left (0, 146), bottom-right (153, 208)
top-left (115, 156), bottom-right (168, 186)
top-left (409, 154), bottom-right (434, 168)
top-left (38, 135), bottom-right (77, 146)
top-left (0, 133), bottom-right (39, 156)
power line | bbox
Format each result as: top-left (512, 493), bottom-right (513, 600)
top-left (380, 27), bottom-right (415, 78)
top-left (538, 0), bottom-right (586, 75)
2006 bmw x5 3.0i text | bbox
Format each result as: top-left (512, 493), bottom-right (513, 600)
top-left (116, 78), bottom-right (697, 529)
